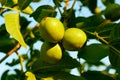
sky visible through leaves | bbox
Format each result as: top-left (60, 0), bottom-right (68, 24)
top-left (0, 0), bottom-right (120, 78)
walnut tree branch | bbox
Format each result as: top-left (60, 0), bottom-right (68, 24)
top-left (0, 23), bottom-right (40, 63)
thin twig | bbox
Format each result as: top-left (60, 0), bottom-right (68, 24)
top-left (0, 23), bottom-right (40, 63)
top-left (58, 7), bottom-right (62, 16)
top-left (54, 1), bottom-right (62, 16)
top-left (0, 43), bottom-right (21, 63)
top-left (95, 32), bottom-right (109, 44)
top-left (85, 31), bottom-right (120, 56)
top-left (68, 0), bottom-right (76, 16)
top-left (95, 32), bottom-right (120, 56)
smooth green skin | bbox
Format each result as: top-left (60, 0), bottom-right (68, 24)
top-left (40, 42), bottom-right (62, 64)
top-left (40, 17), bottom-right (65, 43)
top-left (62, 28), bottom-right (87, 51)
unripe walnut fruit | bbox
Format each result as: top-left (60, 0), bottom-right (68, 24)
top-left (40, 42), bottom-right (62, 64)
top-left (39, 17), bottom-right (65, 43)
top-left (62, 28), bottom-right (87, 51)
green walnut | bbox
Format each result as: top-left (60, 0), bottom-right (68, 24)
top-left (40, 41), bottom-right (62, 64)
top-left (39, 17), bottom-right (65, 43)
top-left (62, 28), bottom-right (87, 51)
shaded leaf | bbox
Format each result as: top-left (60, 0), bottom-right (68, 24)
top-left (80, 0), bottom-right (97, 13)
top-left (0, 37), bottom-right (17, 53)
top-left (1, 70), bottom-right (19, 80)
top-left (31, 52), bottom-right (80, 72)
top-left (18, 0), bottom-right (32, 10)
top-left (77, 14), bottom-right (104, 32)
top-left (4, 13), bottom-right (27, 48)
top-left (6, 59), bottom-right (20, 66)
top-left (0, 0), bottom-right (7, 5)
top-left (96, 20), bottom-right (116, 41)
top-left (1, 70), bottom-right (9, 80)
top-left (76, 15), bottom-right (104, 39)
top-left (82, 71), bottom-right (115, 80)
top-left (1, 0), bottom-right (13, 7)
top-left (0, 24), bottom-right (9, 37)
top-left (53, 0), bottom-right (62, 7)
top-left (109, 23), bottom-right (120, 42)
top-left (6, 54), bottom-right (28, 66)
top-left (0, 24), bottom-right (17, 53)
top-left (26, 50), bottom-right (41, 68)
top-left (19, 16), bottom-right (30, 30)
top-left (102, 0), bottom-right (115, 6)
top-left (36, 71), bottom-right (86, 80)
top-left (61, 9), bottom-right (76, 28)
top-left (109, 23), bottom-right (120, 68)
top-left (30, 5), bottom-right (56, 22)
top-left (104, 3), bottom-right (120, 21)
top-left (78, 44), bottom-right (109, 64)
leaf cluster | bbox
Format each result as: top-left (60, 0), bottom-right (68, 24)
top-left (0, 0), bottom-right (120, 80)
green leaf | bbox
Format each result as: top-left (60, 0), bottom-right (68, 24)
top-left (104, 3), bottom-right (120, 21)
top-left (12, 0), bottom-right (33, 14)
top-left (80, 0), bottom-right (97, 13)
top-left (36, 71), bottom-right (86, 80)
top-left (109, 23), bottom-right (120, 42)
top-left (19, 16), bottom-right (30, 30)
top-left (26, 50), bottom-right (40, 67)
top-left (0, 37), bottom-right (17, 53)
top-left (4, 12), bottom-right (27, 48)
top-left (0, 24), bottom-right (9, 37)
top-left (1, 70), bottom-right (19, 80)
top-left (53, 0), bottom-right (62, 7)
top-left (82, 71), bottom-right (115, 80)
top-left (18, 0), bottom-right (32, 10)
top-left (102, 0), bottom-right (115, 6)
top-left (0, 0), bottom-right (7, 6)
top-left (30, 5), bottom-right (56, 22)
top-left (25, 71), bottom-right (36, 80)
top-left (1, 70), bottom-right (9, 80)
top-left (77, 14), bottom-right (104, 32)
top-left (78, 44), bottom-right (109, 64)
top-left (61, 9), bottom-right (76, 28)
top-left (22, 6), bottom-right (34, 14)
top-left (1, 0), bottom-right (14, 7)
top-left (109, 23), bottom-right (120, 68)
top-left (6, 54), bottom-right (28, 66)
top-left (109, 51), bottom-right (120, 68)
top-left (96, 20), bottom-right (116, 40)
top-left (31, 52), bottom-right (80, 72)
top-left (0, 24), bottom-right (17, 53)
